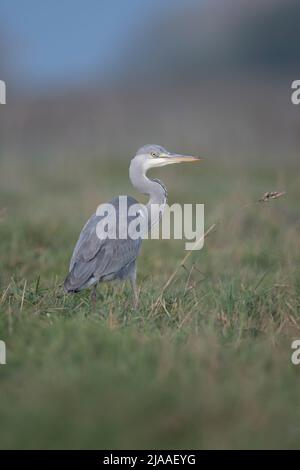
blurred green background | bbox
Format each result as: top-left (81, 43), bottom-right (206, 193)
top-left (0, 0), bottom-right (300, 450)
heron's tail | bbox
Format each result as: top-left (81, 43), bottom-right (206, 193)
top-left (64, 278), bottom-right (77, 293)
top-left (64, 261), bottom-right (97, 293)
top-left (63, 270), bottom-right (81, 293)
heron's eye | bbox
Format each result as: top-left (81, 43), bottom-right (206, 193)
top-left (151, 152), bottom-right (158, 158)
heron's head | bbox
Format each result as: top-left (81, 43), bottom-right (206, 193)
top-left (133, 144), bottom-right (202, 171)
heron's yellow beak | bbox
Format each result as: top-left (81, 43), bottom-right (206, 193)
top-left (161, 152), bottom-right (203, 163)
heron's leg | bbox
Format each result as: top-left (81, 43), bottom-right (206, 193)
top-left (129, 265), bottom-right (139, 309)
top-left (91, 284), bottom-right (98, 307)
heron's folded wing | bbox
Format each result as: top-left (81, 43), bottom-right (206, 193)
top-left (65, 244), bottom-right (112, 291)
top-left (66, 206), bottom-right (141, 290)
top-left (94, 237), bottom-right (142, 279)
top-left (69, 213), bottom-right (105, 270)
top-left (64, 212), bottom-right (110, 291)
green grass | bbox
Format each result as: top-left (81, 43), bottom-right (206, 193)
top-left (0, 155), bottom-right (300, 449)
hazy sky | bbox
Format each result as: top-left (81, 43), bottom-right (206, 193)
top-left (0, 0), bottom-right (189, 89)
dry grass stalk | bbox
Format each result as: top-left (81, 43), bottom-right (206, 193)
top-left (259, 191), bottom-right (286, 203)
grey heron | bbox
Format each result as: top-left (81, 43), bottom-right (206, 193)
top-left (64, 145), bottom-right (201, 307)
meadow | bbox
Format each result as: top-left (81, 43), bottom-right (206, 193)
top-left (0, 153), bottom-right (299, 449)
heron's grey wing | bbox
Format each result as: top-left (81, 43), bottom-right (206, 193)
top-left (94, 237), bottom-right (142, 280)
top-left (64, 197), bottom-right (142, 292)
top-left (65, 212), bottom-right (112, 292)
top-left (69, 214), bottom-right (103, 271)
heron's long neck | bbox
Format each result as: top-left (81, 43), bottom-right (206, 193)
top-left (129, 161), bottom-right (167, 229)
